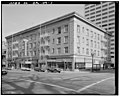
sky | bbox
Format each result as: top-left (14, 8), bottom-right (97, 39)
top-left (2, 4), bottom-right (85, 41)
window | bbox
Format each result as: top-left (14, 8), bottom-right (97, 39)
top-left (86, 48), bottom-right (89, 55)
top-left (91, 31), bottom-right (93, 37)
top-left (98, 34), bottom-right (100, 40)
top-left (94, 33), bottom-right (96, 39)
top-left (77, 36), bottom-right (80, 44)
top-left (27, 51), bottom-right (29, 56)
top-left (98, 42), bottom-right (100, 48)
top-left (86, 29), bottom-right (89, 36)
top-left (86, 39), bottom-right (89, 46)
top-left (58, 27), bottom-right (61, 34)
top-left (52, 28), bottom-right (55, 34)
top-left (33, 42), bottom-right (36, 48)
top-left (53, 39), bottom-right (55, 44)
top-left (94, 50), bottom-right (96, 56)
top-left (64, 25), bottom-right (68, 32)
top-left (33, 51), bottom-right (36, 56)
top-left (57, 37), bottom-right (61, 44)
top-left (77, 47), bottom-right (80, 54)
top-left (91, 40), bottom-right (93, 47)
top-left (29, 43), bottom-right (32, 49)
top-left (82, 48), bottom-right (84, 54)
top-left (57, 48), bottom-right (61, 54)
top-left (82, 27), bottom-right (84, 33)
top-left (52, 48), bottom-right (54, 54)
top-left (91, 49), bottom-right (93, 54)
top-left (98, 51), bottom-right (100, 56)
top-left (82, 37), bottom-right (85, 43)
top-left (102, 8), bottom-right (107, 11)
top-left (64, 36), bottom-right (68, 44)
top-left (33, 34), bottom-right (36, 40)
top-left (102, 16), bottom-right (107, 19)
top-left (94, 41), bottom-right (96, 48)
top-left (109, 6), bottom-right (114, 9)
top-left (77, 25), bottom-right (80, 33)
top-left (30, 51), bottom-right (33, 56)
top-left (64, 47), bottom-right (68, 53)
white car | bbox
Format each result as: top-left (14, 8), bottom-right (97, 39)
top-left (21, 67), bottom-right (31, 71)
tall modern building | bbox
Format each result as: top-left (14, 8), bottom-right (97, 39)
top-left (84, 2), bottom-right (115, 65)
top-left (5, 12), bottom-right (109, 71)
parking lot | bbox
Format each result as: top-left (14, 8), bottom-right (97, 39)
top-left (2, 69), bottom-right (115, 94)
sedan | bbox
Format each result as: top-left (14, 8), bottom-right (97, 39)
top-left (2, 70), bottom-right (8, 76)
top-left (47, 68), bottom-right (61, 73)
top-left (34, 68), bottom-right (45, 72)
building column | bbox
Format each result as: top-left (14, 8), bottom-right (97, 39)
top-left (72, 57), bottom-right (75, 71)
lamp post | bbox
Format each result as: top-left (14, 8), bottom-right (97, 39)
top-left (91, 52), bottom-right (95, 72)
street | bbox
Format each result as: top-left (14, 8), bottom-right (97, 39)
top-left (2, 70), bottom-right (115, 94)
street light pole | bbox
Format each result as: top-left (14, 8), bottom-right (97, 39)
top-left (91, 53), bottom-right (94, 72)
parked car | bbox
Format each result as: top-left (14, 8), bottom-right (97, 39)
top-left (21, 67), bottom-right (31, 71)
top-left (5, 67), bottom-right (12, 70)
top-left (47, 68), bottom-right (61, 73)
top-left (34, 67), bottom-right (45, 72)
top-left (2, 70), bottom-right (8, 75)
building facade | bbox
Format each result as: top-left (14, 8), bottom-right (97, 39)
top-left (2, 41), bottom-right (7, 68)
top-left (6, 12), bottom-right (109, 71)
top-left (6, 26), bottom-right (40, 69)
top-left (84, 2), bottom-right (115, 64)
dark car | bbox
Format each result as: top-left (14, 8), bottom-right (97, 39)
top-left (2, 70), bottom-right (8, 75)
top-left (34, 68), bottom-right (45, 72)
top-left (47, 68), bottom-right (61, 73)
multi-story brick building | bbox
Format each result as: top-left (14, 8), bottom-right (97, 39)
top-left (6, 26), bottom-right (40, 69)
top-left (2, 41), bottom-right (7, 68)
top-left (6, 12), bottom-right (110, 71)
top-left (84, 2), bottom-right (115, 65)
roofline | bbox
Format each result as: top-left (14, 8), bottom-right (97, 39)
top-left (5, 12), bottom-right (111, 39)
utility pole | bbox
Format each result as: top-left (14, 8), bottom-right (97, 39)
top-left (91, 52), bottom-right (95, 72)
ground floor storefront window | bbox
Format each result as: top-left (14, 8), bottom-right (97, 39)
top-left (75, 62), bottom-right (85, 69)
top-left (47, 62), bottom-right (72, 71)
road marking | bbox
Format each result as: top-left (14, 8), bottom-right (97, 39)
top-left (76, 76), bottom-right (114, 93)
top-left (11, 78), bottom-right (77, 93)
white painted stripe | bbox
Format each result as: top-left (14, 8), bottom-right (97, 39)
top-left (11, 78), bottom-right (77, 92)
top-left (76, 77), bottom-right (114, 93)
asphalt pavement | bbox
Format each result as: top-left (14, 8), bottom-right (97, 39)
top-left (2, 69), bottom-right (115, 94)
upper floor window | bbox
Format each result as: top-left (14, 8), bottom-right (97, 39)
top-left (86, 39), bottom-right (89, 46)
top-left (64, 25), bottom-right (68, 32)
top-left (86, 29), bottom-right (89, 36)
top-left (52, 48), bottom-right (54, 54)
top-left (86, 48), bottom-right (89, 55)
top-left (57, 37), bottom-right (61, 44)
top-left (58, 27), bottom-right (61, 34)
top-left (77, 36), bottom-right (80, 44)
top-left (82, 37), bottom-right (85, 43)
top-left (82, 27), bottom-right (84, 33)
top-left (64, 36), bottom-right (68, 44)
top-left (33, 51), bottom-right (36, 56)
top-left (64, 47), bottom-right (68, 53)
top-left (91, 40), bottom-right (93, 47)
top-left (33, 42), bottom-right (36, 48)
top-left (82, 48), bottom-right (84, 54)
top-left (77, 25), bottom-right (80, 33)
top-left (77, 47), bottom-right (80, 54)
top-left (91, 31), bottom-right (93, 37)
top-left (94, 33), bottom-right (96, 39)
top-left (52, 28), bottom-right (55, 34)
top-left (57, 48), bottom-right (61, 54)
